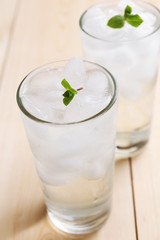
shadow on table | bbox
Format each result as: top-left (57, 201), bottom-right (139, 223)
top-left (0, 198), bottom-right (46, 239)
top-left (15, 199), bottom-right (46, 231)
top-left (38, 218), bottom-right (99, 240)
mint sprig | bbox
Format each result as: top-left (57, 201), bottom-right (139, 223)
top-left (107, 5), bottom-right (143, 29)
top-left (61, 79), bottom-right (78, 106)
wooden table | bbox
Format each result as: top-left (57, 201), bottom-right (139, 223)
top-left (0, 0), bottom-right (160, 239)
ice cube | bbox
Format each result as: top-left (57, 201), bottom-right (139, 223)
top-left (21, 95), bottom-right (53, 121)
top-left (118, 2), bottom-right (156, 38)
top-left (103, 46), bottom-right (136, 85)
top-left (72, 69), bottom-right (112, 116)
top-left (113, 46), bottom-right (136, 69)
top-left (83, 6), bottom-right (106, 22)
top-left (127, 60), bottom-right (157, 84)
top-left (31, 139), bottom-right (85, 186)
top-left (83, 5), bottom-right (131, 41)
top-left (21, 67), bottom-right (69, 122)
top-left (44, 90), bottom-right (65, 111)
top-left (32, 125), bottom-right (99, 185)
top-left (83, 145), bottom-right (114, 179)
top-left (83, 160), bottom-right (106, 179)
top-left (139, 12), bottom-right (156, 26)
top-left (131, 12), bottom-right (157, 38)
top-left (83, 6), bottom-right (109, 40)
top-left (26, 70), bottom-right (63, 96)
top-left (60, 60), bottom-right (113, 122)
top-left (83, 17), bottom-right (107, 39)
top-left (118, 0), bottom-right (143, 14)
top-left (62, 57), bottom-right (87, 88)
top-left (22, 89), bottom-right (67, 123)
top-left (35, 159), bottom-right (78, 185)
top-left (104, 8), bottom-right (121, 17)
top-left (64, 89), bottom-right (111, 122)
top-left (86, 69), bottom-right (109, 93)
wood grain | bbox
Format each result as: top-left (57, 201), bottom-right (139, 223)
top-left (0, 0), bottom-right (18, 81)
top-left (131, 73), bottom-right (160, 240)
top-left (130, 1), bottom-right (160, 239)
top-left (0, 0), bottom-right (159, 239)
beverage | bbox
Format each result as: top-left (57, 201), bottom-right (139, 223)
top-left (80, 0), bottom-right (160, 158)
top-left (16, 58), bottom-right (117, 234)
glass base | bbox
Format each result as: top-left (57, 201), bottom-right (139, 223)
top-left (115, 126), bottom-right (150, 159)
top-left (47, 208), bottom-right (110, 235)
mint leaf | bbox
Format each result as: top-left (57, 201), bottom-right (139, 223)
top-left (126, 14), bottom-right (143, 27)
top-left (70, 88), bottom-right (77, 95)
top-left (107, 5), bottom-right (143, 29)
top-left (61, 78), bottom-right (72, 90)
top-left (124, 5), bottom-right (132, 17)
top-left (107, 15), bottom-right (125, 28)
top-left (61, 79), bottom-right (77, 94)
top-left (61, 79), bottom-right (79, 106)
top-left (63, 90), bottom-right (71, 97)
top-left (63, 91), bottom-right (75, 106)
top-left (63, 95), bottom-right (74, 106)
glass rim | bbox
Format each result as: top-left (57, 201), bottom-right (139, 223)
top-left (79, 0), bottom-right (160, 43)
top-left (16, 59), bottom-right (118, 126)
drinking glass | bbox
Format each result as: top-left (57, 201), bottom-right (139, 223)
top-left (80, 0), bottom-right (160, 159)
top-left (16, 60), bottom-right (117, 234)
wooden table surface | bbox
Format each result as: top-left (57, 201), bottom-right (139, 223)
top-left (0, 0), bottom-right (160, 239)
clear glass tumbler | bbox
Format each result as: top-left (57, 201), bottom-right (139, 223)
top-left (16, 60), bottom-right (117, 234)
top-left (79, 0), bottom-right (160, 159)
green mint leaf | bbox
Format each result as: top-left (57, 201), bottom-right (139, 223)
top-left (107, 5), bottom-right (143, 29)
top-left (107, 15), bottom-right (125, 29)
top-left (63, 90), bottom-right (70, 97)
top-left (61, 78), bottom-right (72, 90)
top-left (124, 5), bottom-right (132, 17)
top-left (61, 79), bottom-right (77, 94)
top-left (61, 79), bottom-right (79, 106)
top-left (70, 88), bottom-right (77, 95)
top-left (126, 14), bottom-right (143, 27)
top-left (63, 91), bottom-right (74, 106)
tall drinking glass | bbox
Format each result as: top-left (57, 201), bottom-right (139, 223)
top-left (16, 59), bottom-right (117, 234)
top-left (80, 0), bottom-right (160, 159)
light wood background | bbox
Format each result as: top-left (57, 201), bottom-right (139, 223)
top-left (0, 0), bottom-right (160, 239)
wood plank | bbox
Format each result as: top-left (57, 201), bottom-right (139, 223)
top-left (0, 0), bottom-right (18, 80)
top-left (131, 69), bottom-right (160, 240)
top-left (130, 1), bottom-right (160, 239)
top-left (0, 0), bottom-right (136, 239)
